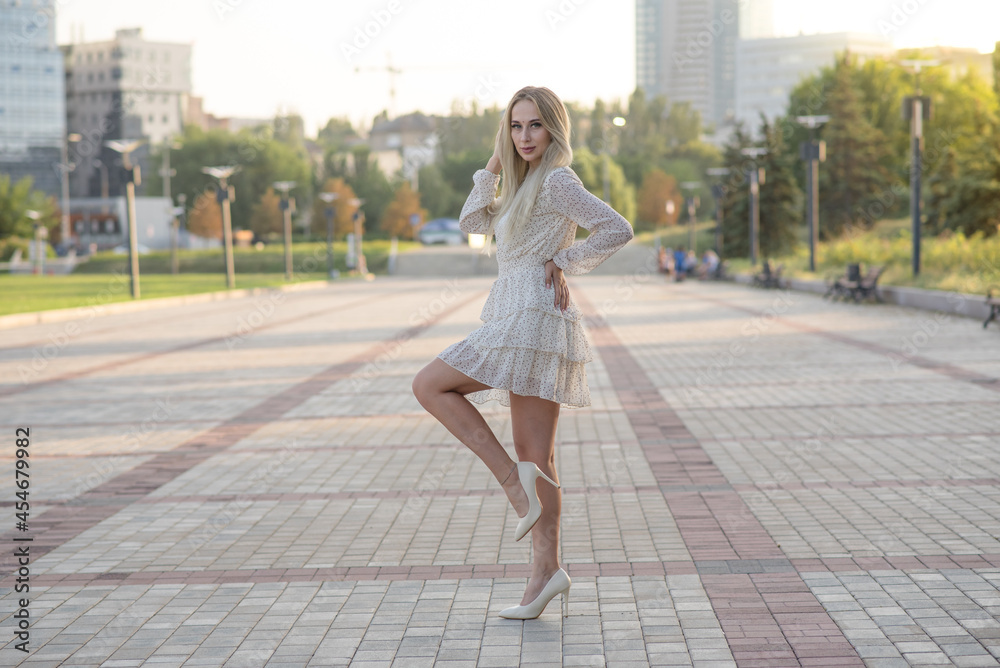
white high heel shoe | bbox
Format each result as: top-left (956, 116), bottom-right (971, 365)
top-left (512, 461), bottom-right (560, 542)
top-left (499, 568), bottom-right (571, 619)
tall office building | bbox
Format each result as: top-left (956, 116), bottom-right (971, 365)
top-left (636, 0), bottom-right (739, 134)
top-left (0, 0), bottom-right (66, 198)
top-left (740, 0), bottom-right (773, 39)
top-left (62, 28), bottom-right (191, 197)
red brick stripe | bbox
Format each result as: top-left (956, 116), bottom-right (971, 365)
top-left (575, 290), bottom-right (864, 667)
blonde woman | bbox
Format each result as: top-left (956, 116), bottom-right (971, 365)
top-left (412, 86), bottom-right (634, 619)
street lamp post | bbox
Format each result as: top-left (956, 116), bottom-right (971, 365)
top-left (741, 148), bottom-right (768, 266)
top-left (601, 114), bottom-right (627, 204)
top-left (273, 181), bottom-right (297, 280)
top-left (681, 181), bottom-right (702, 255)
top-left (25, 210), bottom-right (43, 274)
top-left (60, 133), bottom-right (81, 251)
top-left (902, 59), bottom-right (938, 277)
top-left (92, 158), bottom-right (110, 214)
top-left (350, 198), bottom-right (367, 276)
top-left (105, 139), bottom-right (145, 299)
top-left (795, 115), bottom-right (830, 272)
top-left (203, 166), bottom-right (239, 289)
top-left (706, 167), bottom-right (730, 255)
top-left (171, 193), bottom-right (187, 275)
top-left (161, 140), bottom-right (182, 275)
top-left (318, 192), bottom-right (340, 279)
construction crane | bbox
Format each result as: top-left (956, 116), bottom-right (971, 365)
top-left (354, 52), bottom-right (403, 118)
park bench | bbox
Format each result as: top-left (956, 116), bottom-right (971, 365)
top-left (824, 263), bottom-right (884, 302)
top-left (824, 263), bottom-right (860, 300)
top-left (848, 265), bottom-right (885, 302)
top-left (985, 287), bottom-right (1000, 329)
top-left (752, 260), bottom-right (783, 289)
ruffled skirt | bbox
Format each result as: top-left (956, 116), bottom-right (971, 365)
top-left (437, 265), bottom-right (592, 409)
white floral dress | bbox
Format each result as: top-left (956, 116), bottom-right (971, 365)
top-left (436, 166), bottom-right (634, 409)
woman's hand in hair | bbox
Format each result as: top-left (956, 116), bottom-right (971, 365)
top-left (545, 259), bottom-right (568, 312)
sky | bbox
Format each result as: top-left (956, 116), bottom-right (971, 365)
top-left (54, 0), bottom-right (1000, 136)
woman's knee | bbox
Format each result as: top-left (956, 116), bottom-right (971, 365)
top-left (411, 365), bottom-right (435, 404)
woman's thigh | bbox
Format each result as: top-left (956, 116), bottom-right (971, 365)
top-left (508, 391), bottom-right (560, 465)
top-left (413, 357), bottom-right (493, 397)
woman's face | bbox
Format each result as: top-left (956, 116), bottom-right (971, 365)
top-left (510, 99), bottom-right (551, 168)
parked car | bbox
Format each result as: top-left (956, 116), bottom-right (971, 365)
top-left (418, 218), bottom-right (467, 245)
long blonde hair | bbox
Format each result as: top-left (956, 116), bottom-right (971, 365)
top-left (480, 86), bottom-right (573, 256)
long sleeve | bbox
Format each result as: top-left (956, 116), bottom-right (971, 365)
top-left (458, 169), bottom-right (501, 235)
top-left (548, 168), bottom-right (634, 275)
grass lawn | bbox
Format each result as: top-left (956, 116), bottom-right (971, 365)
top-left (0, 239), bottom-right (422, 317)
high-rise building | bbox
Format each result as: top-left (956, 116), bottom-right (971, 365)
top-left (0, 0), bottom-right (66, 198)
top-left (635, 0), bottom-right (739, 134)
top-left (735, 32), bottom-right (894, 129)
top-left (62, 28), bottom-right (191, 197)
top-left (739, 0), bottom-right (773, 39)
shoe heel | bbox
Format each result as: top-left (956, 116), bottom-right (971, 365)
top-left (561, 588), bottom-right (569, 617)
top-left (536, 468), bottom-right (560, 489)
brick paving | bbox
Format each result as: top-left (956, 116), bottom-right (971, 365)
top-left (1, 264), bottom-right (999, 667)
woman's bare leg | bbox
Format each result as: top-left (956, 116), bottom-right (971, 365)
top-left (412, 358), bottom-right (529, 516)
top-left (508, 391), bottom-right (562, 606)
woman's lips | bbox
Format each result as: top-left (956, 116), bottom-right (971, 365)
top-left (521, 146), bottom-right (535, 153)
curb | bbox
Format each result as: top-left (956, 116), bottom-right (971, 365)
top-left (0, 280), bottom-right (332, 331)
top-left (731, 273), bottom-right (992, 322)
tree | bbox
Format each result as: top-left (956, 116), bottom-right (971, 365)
top-left (146, 123), bottom-right (312, 233)
top-left (571, 146), bottom-right (636, 225)
top-left (416, 163), bottom-right (462, 219)
top-left (718, 124), bottom-right (754, 259)
top-left (187, 189), bottom-right (223, 240)
top-left (317, 117), bottom-right (360, 152)
top-left (0, 175), bottom-right (59, 242)
top-left (933, 119), bottom-right (1000, 237)
top-left (757, 117), bottom-right (803, 258)
top-left (818, 56), bottom-right (894, 238)
top-left (994, 41), bottom-right (1000, 100)
top-left (382, 181), bottom-right (427, 240)
top-left (310, 178), bottom-right (360, 238)
top-left (636, 168), bottom-right (681, 229)
top-left (250, 187), bottom-right (282, 239)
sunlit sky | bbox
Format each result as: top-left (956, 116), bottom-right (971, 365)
top-left (55, 0), bottom-right (1000, 135)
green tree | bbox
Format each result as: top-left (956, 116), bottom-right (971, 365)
top-left (718, 124), bottom-right (754, 259)
top-left (933, 117), bottom-right (1000, 237)
top-left (994, 41), bottom-right (1000, 100)
top-left (757, 118), bottom-right (803, 258)
top-left (147, 123), bottom-right (312, 233)
top-left (416, 163), bottom-right (462, 218)
top-left (0, 175), bottom-right (59, 241)
top-left (571, 146), bottom-right (636, 225)
top-left (818, 56), bottom-right (894, 238)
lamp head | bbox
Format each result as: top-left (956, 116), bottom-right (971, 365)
top-left (202, 166), bottom-right (239, 180)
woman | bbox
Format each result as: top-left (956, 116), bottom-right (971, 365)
top-left (411, 86), bottom-right (634, 619)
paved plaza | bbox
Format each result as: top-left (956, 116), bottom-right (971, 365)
top-left (1, 257), bottom-right (999, 667)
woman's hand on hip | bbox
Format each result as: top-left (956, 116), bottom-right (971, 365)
top-left (545, 259), bottom-right (568, 312)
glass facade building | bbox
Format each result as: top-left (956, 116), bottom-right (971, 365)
top-left (0, 0), bottom-right (66, 198)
